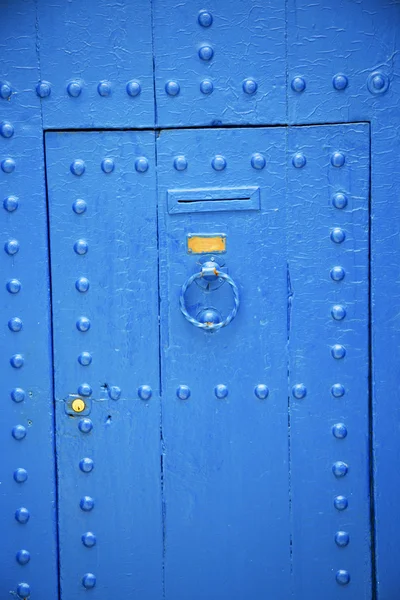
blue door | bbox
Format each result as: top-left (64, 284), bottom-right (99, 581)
top-left (45, 123), bottom-right (371, 598)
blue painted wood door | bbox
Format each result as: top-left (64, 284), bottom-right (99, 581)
top-left (45, 123), bottom-right (371, 599)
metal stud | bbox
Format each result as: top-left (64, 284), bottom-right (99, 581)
top-left (255, 384), bottom-right (269, 399)
top-left (332, 74), bottom-right (348, 90)
top-left (5, 238), bottom-right (19, 255)
top-left (70, 159), bottom-right (85, 176)
top-left (7, 278), bottom-right (21, 293)
top-left (332, 461), bottom-right (348, 477)
top-left (11, 388), bottom-right (26, 402)
top-left (176, 385), bottom-right (191, 400)
top-left (331, 305), bottom-right (346, 321)
top-left (82, 532), bottom-right (97, 547)
top-left (4, 195), bottom-right (19, 211)
top-left (15, 507), bottom-right (30, 524)
top-left (79, 418), bottom-right (93, 433)
top-left (291, 76), bottom-right (306, 92)
top-left (335, 531), bottom-right (350, 547)
top-left (78, 352), bottom-right (92, 366)
top-left (135, 157), bottom-right (149, 173)
top-left (331, 383), bottom-right (345, 397)
top-left (331, 344), bottom-right (346, 359)
top-left (331, 152), bottom-right (345, 167)
top-left (332, 423), bottom-right (348, 438)
top-left (336, 570), bottom-right (350, 585)
top-left (165, 81), bottom-right (180, 96)
top-left (332, 192), bottom-right (348, 209)
top-left (242, 78), bottom-right (258, 94)
top-left (78, 383), bottom-right (92, 397)
top-left (292, 152), bottom-right (306, 168)
top-left (82, 573), bottom-right (96, 589)
top-left (74, 239), bottom-right (88, 255)
top-left (10, 354), bottom-right (24, 368)
top-left (36, 80), bottom-right (51, 98)
top-left (367, 71), bottom-right (389, 95)
top-left (212, 155), bottom-right (226, 171)
top-left (330, 228), bottom-right (346, 244)
top-left (198, 10), bottom-right (213, 27)
top-left (330, 266), bottom-right (345, 281)
top-left (334, 495), bottom-right (348, 511)
top-left (67, 81), bottom-right (82, 97)
top-left (72, 199), bottom-right (87, 214)
top-left (1, 158), bottom-right (16, 173)
top-left (214, 384), bottom-right (228, 399)
top-left (79, 458), bottom-right (94, 473)
top-left (16, 583), bottom-right (31, 598)
top-left (14, 468), bottom-right (28, 483)
top-left (174, 156), bottom-right (188, 171)
top-left (109, 385), bottom-right (121, 400)
top-left (251, 153), bottom-right (266, 170)
top-left (75, 277), bottom-right (90, 293)
top-left (8, 317), bottom-right (23, 332)
top-left (292, 383), bottom-right (307, 399)
top-left (80, 496), bottom-right (94, 511)
top-left (76, 317), bottom-right (91, 332)
top-left (198, 45), bottom-right (214, 61)
top-left (200, 79), bottom-right (213, 94)
top-left (126, 80), bottom-right (141, 97)
top-left (101, 158), bottom-right (115, 173)
top-left (97, 80), bottom-right (112, 97)
top-left (16, 550), bottom-right (31, 565)
top-left (0, 121), bottom-right (14, 138)
top-left (12, 425), bottom-right (27, 440)
top-left (0, 81), bottom-right (12, 99)
top-left (138, 385), bottom-right (152, 400)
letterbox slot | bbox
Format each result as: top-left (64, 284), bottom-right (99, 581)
top-left (168, 186), bottom-right (260, 213)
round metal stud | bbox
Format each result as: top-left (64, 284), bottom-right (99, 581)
top-left (36, 80), bottom-right (51, 98)
top-left (165, 81), bottom-right (180, 96)
top-left (336, 570), bottom-right (350, 585)
top-left (200, 79), bottom-right (213, 94)
top-left (109, 385), bottom-right (121, 400)
top-left (8, 317), bottom-right (23, 332)
top-left (174, 156), bottom-right (188, 171)
top-left (15, 507), bottom-right (30, 524)
top-left (332, 74), bottom-right (348, 90)
top-left (101, 158), bottom-right (115, 173)
top-left (78, 352), bottom-right (92, 366)
top-left (2, 158), bottom-right (16, 173)
top-left (330, 228), bottom-right (346, 244)
top-left (16, 583), bottom-right (31, 598)
top-left (12, 425), bottom-right (27, 440)
top-left (367, 71), bottom-right (389, 95)
top-left (73, 199), bottom-right (87, 214)
top-left (11, 388), bottom-right (25, 402)
top-left (335, 531), bottom-right (350, 547)
top-left (80, 496), bottom-right (94, 511)
top-left (292, 152), bottom-right (306, 168)
top-left (74, 239), bottom-right (88, 255)
top-left (67, 81), bottom-right (82, 97)
top-left (292, 383), bottom-right (307, 399)
top-left (332, 423), bottom-right (348, 439)
top-left (331, 383), bottom-right (345, 397)
top-left (82, 532), bottom-right (97, 547)
top-left (331, 344), bottom-right (346, 359)
top-left (242, 78), bottom-right (258, 94)
top-left (70, 159), bottom-right (85, 176)
top-left (331, 152), bottom-right (345, 167)
top-left (97, 80), bottom-right (112, 97)
top-left (255, 384), bottom-right (269, 399)
top-left (79, 458), bottom-right (94, 473)
top-left (16, 550), bottom-right (31, 565)
top-left (78, 383), bottom-right (92, 397)
top-left (215, 384), bottom-right (228, 399)
top-left (198, 10), bottom-right (213, 27)
top-left (138, 385), bottom-right (152, 400)
top-left (176, 385), bottom-right (191, 400)
top-left (75, 277), bottom-right (90, 293)
top-left (4, 195), bottom-right (19, 211)
top-left (291, 76), bottom-right (306, 92)
top-left (126, 80), bottom-right (141, 97)
top-left (198, 45), bottom-right (214, 61)
top-left (7, 278), bottom-right (21, 293)
top-left (10, 354), bottom-right (24, 368)
top-left (0, 121), bottom-right (14, 138)
top-left (212, 155), bottom-right (226, 171)
top-left (334, 495), bottom-right (348, 511)
top-left (82, 573), bottom-right (96, 589)
top-left (76, 317), bottom-right (91, 332)
top-left (332, 192), bottom-right (348, 209)
top-left (5, 238), bottom-right (19, 255)
top-left (0, 81), bottom-right (12, 99)
top-left (251, 153), bottom-right (266, 170)
top-left (135, 157), bottom-right (149, 173)
top-left (332, 460), bottom-right (348, 477)
top-left (14, 468), bottom-right (28, 483)
top-left (331, 305), bottom-right (346, 321)
top-left (330, 266), bottom-right (345, 281)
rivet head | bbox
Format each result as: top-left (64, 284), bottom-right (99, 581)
top-left (291, 76), bottom-right (306, 92)
top-left (331, 344), bottom-right (346, 359)
top-left (72, 398), bottom-right (86, 413)
top-left (78, 383), bottom-right (92, 397)
top-left (292, 383), bottom-right (307, 399)
top-left (332, 192), bottom-right (348, 209)
top-left (15, 507), bottom-right (30, 524)
top-left (10, 354), bottom-right (24, 369)
top-left (336, 570), bottom-right (350, 585)
top-left (11, 388), bottom-right (25, 402)
top-left (165, 81), bottom-right (180, 96)
top-left (82, 573), bottom-right (96, 589)
top-left (198, 45), bottom-right (214, 61)
top-left (82, 532), bottom-right (97, 547)
top-left (330, 266), bottom-right (345, 281)
top-left (332, 423), bottom-right (348, 439)
top-left (332, 74), bottom-right (348, 90)
top-left (14, 468), bottom-right (28, 483)
top-left (75, 277), bottom-right (90, 293)
top-left (335, 531), bottom-right (350, 547)
top-left (331, 383), bottom-right (345, 398)
top-left (255, 384), bottom-right (269, 399)
top-left (0, 81), bottom-right (12, 99)
top-left (176, 385), bottom-right (191, 400)
top-left (7, 278), bottom-right (21, 293)
top-left (367, 71), bottom-right (389, 95)
top-left (331, 305), bottom-right (346, 321)
top-left (79, 457), bottom-right (94, 473)
top-left (251, 153), bottom-right (266, 170)
top-left (101, 158), bottom-right (115, 173)
top-left (4, 195), bottom-right (19, 211)
top-left (72, 199), bottom-right (87, 214)
top-left (198, 10), bottom-right (213, 27)
top-left (332, 460), bottom-right (348, 477)
top-left (80, 496), bottom-right (94, 511)
top-left (135, 157), bottom-right (149, 173)
top-left (109, 385), bottom-right (121, 400)
top-left (126, 80), bottom-right (141, 97)
top-left (16, 549), bottom-right (31, 565)
top-left (16, 583), bottom-right (31, 598)
top-left (0, 120), bottom-right (14, 138)
top-left (67, 80), bottom-right (82, 97)
top-left (70, 159), bottom-right (85, 176)
top-left (8, 317), bottom-right (23, 332)
top-left (5, 238), bottom-right (19, 255)
top-left (331, 152), bottom-right (345, 167)
top-left (2, 158), bottom-right (16, 173)
top-left (215, 384), bottom-right (228, 399)
top-left (200, 79), bottom-right (213, 94)
top-left (212, 155), bottom-right (226, 171)
top-left (36, 80), bottom-right (51, 98)
top-left (334, 495), bottom-right (348, 511)
top-left (330, 228), bottom-right (346, 244)
top-left (12, 425), bottom-right (27, 440)
top-left (78, 352), bottom-right (92, 366)
top-left (174, 155), bottom-right (188, 171)
top-left (74, 239), bottom-right (88, 255)
top-left (97, 80), bottom-right (112, 96)
top-left (242, 78), bottom-right (258, 94)
top-left (292, 152), bottom-right (306, 168)
top-left (138, 385), bottom-right (152, 400)
top-left (76, 316), bottom-right (91, 332)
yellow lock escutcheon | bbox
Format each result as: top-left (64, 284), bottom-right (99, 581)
top-left (71, 398), bottom-right (86, 413)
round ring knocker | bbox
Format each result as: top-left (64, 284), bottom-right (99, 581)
top-left (179, 262), bottom-right (240, 331)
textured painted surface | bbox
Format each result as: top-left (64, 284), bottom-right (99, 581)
top-left (45, 131), bottom-right (162, 598)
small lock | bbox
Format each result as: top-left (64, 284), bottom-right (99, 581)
top-left (71, 398), bottom-right (86, 413)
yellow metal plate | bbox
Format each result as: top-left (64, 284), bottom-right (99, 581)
top-left (187, 234), bottom-right (226, 254)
